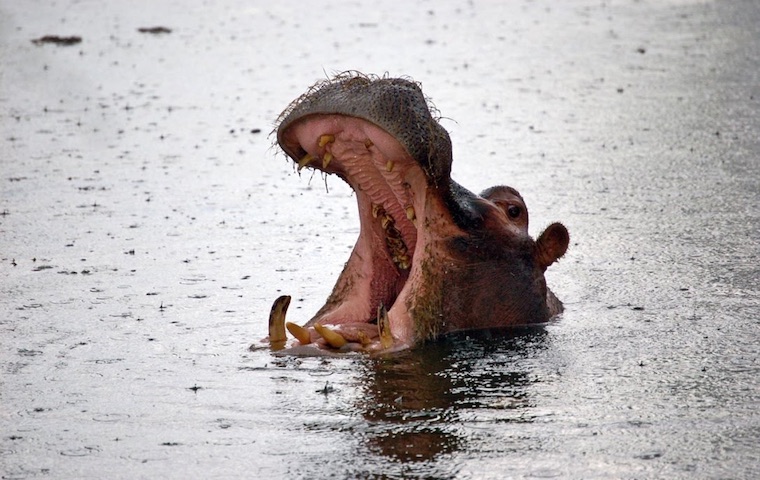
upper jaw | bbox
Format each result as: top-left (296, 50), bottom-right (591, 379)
top-left (276, 73), bottom-right (454, 187)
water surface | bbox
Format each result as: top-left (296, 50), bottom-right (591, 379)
top-left (1, 0), bottom-right (758, 478)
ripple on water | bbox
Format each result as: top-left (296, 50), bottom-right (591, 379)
top-left (634, 450), bottom-right (664, 460)
top-left (526, 468), bottom-right (563, 478)
top-left (125, 451), bottom-right (172, 463)
top-left (17, 349), bottom-right (43, 357)
top-left (92, 413), bottom-right (132, 423)
top-left (0, 446), bottom-right (17, 456)
top-left (205, 437), bottom-right (256, 446)
top-left (60, 445), bottom-right (101, 457)
top-left (2, 467), bottom-right (50, 480)
top-left (179, 274), bottom-right (208, 285)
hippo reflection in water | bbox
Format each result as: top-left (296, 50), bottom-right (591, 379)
top-left (265, 73), bottom-right (569, 354)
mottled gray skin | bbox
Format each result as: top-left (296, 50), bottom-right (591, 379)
top-left (275, 73), bottom-right (568, 345)
top-left (278, 74), bottom-right (452, 186)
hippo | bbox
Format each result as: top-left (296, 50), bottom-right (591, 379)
top-left (265, 72), bottom-right (569, 354)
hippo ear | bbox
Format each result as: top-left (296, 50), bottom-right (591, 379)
top-left (536, 223), bottom-right (569, 271)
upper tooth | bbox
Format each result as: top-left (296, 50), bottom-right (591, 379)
top-left (385, 160), bottom-right (394, 172)
top-left (381, 215), bottom-right (393, 230)
top-left (386, 237), bottom-right (404, 250)
top-left (372, 204), bottom-right (384, 219)
top-left (318, 134), bottom-right (334, 147)
top-left (322, 152), bottom-right (333, 169)
top-left (405, 206), bottom-right (416, 222)
top-left (297, 153), bottom-right (313, 171)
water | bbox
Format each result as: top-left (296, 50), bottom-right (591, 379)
top-left (1, 0), bottom-right (758, 478)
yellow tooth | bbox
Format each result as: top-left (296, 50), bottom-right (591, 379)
top-left (386, 237), bottom-right (404, 251)
top-left (322, 152), bottom-right (333, 169)
top-left (318, 134), bottom-right (334, 147)
top-left (268, 295), bottom-right (291, 347)
top-left (377, 304), bottom-right (393, 349)
top-left (405, 205), bottom-right (416, 222)
top-left (357, 330), bottom-right (371, 347)
top-left (385, 160), bottom-right (394, 172)
top-left (286, 322), bottom-right (312, 345)
top-left (313, 323), bottom-right (347, 349)
top-left (397, 257), bottom-right (410, 270)
top-left (297, 153), bottom-right (313, 171)
top-left (371, 203), bottom-right (384, 219)
top-left (381, 215), bottom-right (393, 230)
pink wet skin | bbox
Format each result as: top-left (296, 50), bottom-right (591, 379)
top-left (284, 115), bottom-right (433, 349)
top-left (271, 114), bottom-right (569, 354)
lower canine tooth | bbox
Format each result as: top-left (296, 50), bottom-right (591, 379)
top-left (286, 322), bottom-right (312, 345)
top-left (318, 134), bottom-right (335, 147)
top-left (297, 153), bottom-right (313, 171)
top-left (313, 323), bottom-right (347, 348)
top-left (377, 304), bottom-right (393, 349)
top-left (268, 295), bottom-right (291, 346)
top-left (357, 331), bottom-right (371, 347)
top-left (322, 152), bottom-right (333, 169)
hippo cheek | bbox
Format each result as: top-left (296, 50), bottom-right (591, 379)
top-left (408, 232), bottom-right (559, 337)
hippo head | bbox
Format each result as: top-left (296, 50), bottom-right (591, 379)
top-left (266, 73), bottom-right (569, 353)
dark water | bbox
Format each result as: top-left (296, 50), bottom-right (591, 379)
top-left (1, 0), bottom-right (758, 478)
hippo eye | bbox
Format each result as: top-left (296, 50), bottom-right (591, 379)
top-left (507, 205), bottom-right (522, 219)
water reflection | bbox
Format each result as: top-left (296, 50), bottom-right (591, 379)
top-left (355, 327), bottom-right (548, 466)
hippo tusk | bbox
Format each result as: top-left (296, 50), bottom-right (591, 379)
top-left (268, 295), bottom-right (291, 348)
top-left (286, 321), bottom-right (312, 345)
top-left (313, 323), bottom-right (348, 348)
top-left (377, 303), bottom-right (393, 349)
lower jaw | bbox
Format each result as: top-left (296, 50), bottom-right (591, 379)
top-left (265, 293), bottom-right (414, 354)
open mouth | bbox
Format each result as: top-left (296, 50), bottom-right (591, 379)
top-left (269, 74), bottom-right (459, 350)
top-left (277, 112), bottom-right (431, 344)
